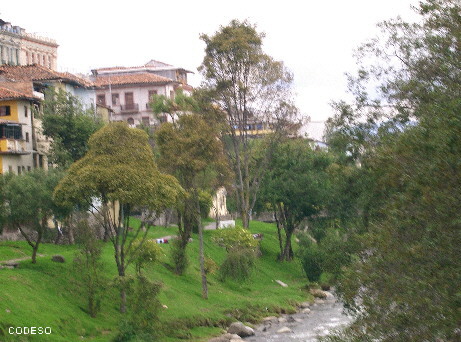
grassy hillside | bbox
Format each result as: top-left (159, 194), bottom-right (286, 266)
top-left (0, 221), bottom-right (311, 341)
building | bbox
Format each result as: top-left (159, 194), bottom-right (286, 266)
top-left (0, 18), bottom-right (58, 70)
top-left (0, 82), bottom-right (42, 174)
top-left (0, 65), bottom-right (98, 174)
top-left (91, 60), bottom-right (193, 126)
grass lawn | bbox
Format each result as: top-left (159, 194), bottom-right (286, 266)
top-left (0, 220), bottom-right (311, 341)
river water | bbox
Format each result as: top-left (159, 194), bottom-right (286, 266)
top-left (243, 292), bottom-right (352, 342)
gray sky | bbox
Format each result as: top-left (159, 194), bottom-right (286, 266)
top-left (2, 0), bottom-right (420, 132)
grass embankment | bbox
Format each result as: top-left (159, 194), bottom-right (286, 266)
top-left (0, 221), bottom-right (311, 341)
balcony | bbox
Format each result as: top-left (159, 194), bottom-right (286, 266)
top-left (0, 138), bottom-right (30, 155)
top-left (120, 103), bottom-right (139, 114)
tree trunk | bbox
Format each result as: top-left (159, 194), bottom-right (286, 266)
top-left (280, 229), bottom-right (294, 261)
top-left (194, 189), bottom-right (208, 299)
top-left (31, 245), bottom-right (38, 264)
top-left (273, 209), bottom-right (284, 257)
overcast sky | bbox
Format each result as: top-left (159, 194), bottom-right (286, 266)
top-left (2, 0), bottom-right (420, 133)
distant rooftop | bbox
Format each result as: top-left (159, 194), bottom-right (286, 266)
top-left (92, 60), bottom-right (194, 75)
top-left (0, 18), bottom-right (58, 46)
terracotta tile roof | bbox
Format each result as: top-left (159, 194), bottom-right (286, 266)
top-left (0, 64), bottom-right (94, 87)
top-left (93, 72), bottom-right (175, 87)
top-left (0, 86), bottom-right (36, 100)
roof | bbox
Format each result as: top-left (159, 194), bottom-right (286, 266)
top-left (0, 86), bottom-right (37, 101)
top-left (93, 72), bottom-right (176, 87)
top-left (0, 65), bottom-right (94, 88)
top-left (92, 60), bottom-right (194, 75)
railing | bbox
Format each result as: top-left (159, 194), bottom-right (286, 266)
top-left (0, 138), bottom-right (29, 154)
top-left (120, 103), bottom-right (139, 113)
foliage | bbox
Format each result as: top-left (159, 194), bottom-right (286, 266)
top-left (258, 138), bottom-right (332, 261)
top-left (198, 190), bottom-right (213, 219)
top-left (199, 19), bottom-right (299, 228)
top-left (0, 169), bottom-right (68, 263)
top-left (212, 226), bottom-right (258, 252)
top-left (131, 239), bottom-right (162, 275)
top-left (115, 275), bottom-right (162, 342)
top-left (204, 256), bottom-right (218, 275)
top-left (323, 1), bottom-right (461, 341)
top-left (54, 122), bottom-right (183, 312)
top-left (169, 238), bottom-right (189, 275)
top-left (73, 219), bottom-right (105, 318)
top-left (218, 248), bottom-right (256, 282)
top-left (42, 88), bottom-right (102, 168)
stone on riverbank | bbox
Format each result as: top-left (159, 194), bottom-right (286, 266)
top-left (275, 280), bottom-right (288, 287)
top-left (227, 322), bottom-right (255, 337)
top-left (309, 288), bottom-right (327, 299)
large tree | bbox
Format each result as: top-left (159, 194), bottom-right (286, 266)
top-left (199, 20), bottom-right (299, 228)
top-left (54, 123), bottom-right (183, 312)
top-left (155, 114), bottom-right (228, 297)
top-left (42, 88), bottom-right (102, 168)
top-left (258, 139), bottom-right (331, 261)
top-left (324, 1), bottom-right (461, 341)
top-left (1, 169), bottom-right (67, 263)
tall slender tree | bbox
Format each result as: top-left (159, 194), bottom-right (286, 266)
top-left (199, 20), bottom-right (299, 228)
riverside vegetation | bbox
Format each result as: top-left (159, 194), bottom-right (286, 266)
top-left (0, 220), bottom-right (313, 342)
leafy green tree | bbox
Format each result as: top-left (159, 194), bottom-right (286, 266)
top-left (73, 219), bottom-right (105, 318)
top-left (54, 122), bottom-right (183, 312)
top-left (199, 20), bottom-right (299, 228)
top-left (1, 169), bottom-right (67, 263)
top-left (259, 139), bottom-right (332, 261)
top-left (323, 1), bottom-right (461, 341)
top-left (155, 114), bottom-right (228, 298)
top-left (42, 88), bottom-right (102, 168)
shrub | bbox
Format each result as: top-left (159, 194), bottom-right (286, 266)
top-left (131, 239), bottom-right (162, 275)
top-left (204, 256), bottom-right (218, 275)
top-left (212, 225), bottom-right (258, 252)
top-left (218, 248), bottom-right (256, 282)
top-left (170, 239), bottom-right (188, 275)
top-left (115, 275), bottom-right (162, 341)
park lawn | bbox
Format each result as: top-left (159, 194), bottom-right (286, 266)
top-left (0, 220), bottom-right (311, 342)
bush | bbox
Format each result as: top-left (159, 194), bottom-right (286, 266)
top-left (131, 239), bottom-right (162, 275)
top-left (204, 256), bottom-right (218, 275)
top-left (212, 225), bottom-right (258, 252)
top-left (218, 248), bottom-right (256, 282)
top-left (114, 275), bottom-right (162, 341)
top-left (170, 239), bottom-right (188, 275)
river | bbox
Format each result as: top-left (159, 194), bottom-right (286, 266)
top-left (243, 291), bottom-right (352, 342)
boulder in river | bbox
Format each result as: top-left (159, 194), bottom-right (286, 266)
top-left (276, 326), bottom-right (292, 333)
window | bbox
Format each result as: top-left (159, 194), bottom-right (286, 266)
top-left (24, 106), bottom-right (28, 118)
top-left (17, 166), bottom-right (21, 175)
top-left (26, 51), bottom-right (29, 64)
top-left (112, 93), bottom-right (119, 106)
top-left (8, 166), bottom-right (13, 173)
top-left (0, 106), bottom-right (11, 116)
top-left (0, 124), bottom-right (22, 139)
top-left (125, 92), bottom-right (134, 110)
top-left (27, 166), bottom-right (31, 172)
top-left (26, 132), bottom-right (29, 142)
top-left (148, 90), bottom-right (157, 101)
top-left (97, 94), bottom-right (106, 105)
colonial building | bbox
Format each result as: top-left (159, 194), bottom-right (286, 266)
top-left (0, 65), bottom-right (98, 173)
top-left (0, 18), bottom-right (58, 70)
top-left (0, 83), bottom-right (41, 174)
top-left (91, 60), bottom-right (193, 126)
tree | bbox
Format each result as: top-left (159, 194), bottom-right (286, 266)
top-left (155, 114), bottom-right (228, 298)
top-left (1, 169), bottom-right (67, 263)
top-left (324, 1), bottom-right (461, 341)
top-left (42, 88), bottom-right (102, 168)
top-left (73, 219), bottom-right (105, 318)
top-left (54, 123), bottom-right (183, 312)
top-left (258, 139), bottom-right (332, 261)
top-left (199, 20), bottom-right (299, 228)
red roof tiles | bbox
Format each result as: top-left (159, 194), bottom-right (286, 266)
top-left (0, 86), bottom-right (36, 100)
top-left (0, 64), bottom-right (94, 87)
top-left (93, 72), bottom-right (175, 87)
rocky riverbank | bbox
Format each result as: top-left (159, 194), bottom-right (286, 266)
top-left (208, 291), bottom-right (352, 342)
